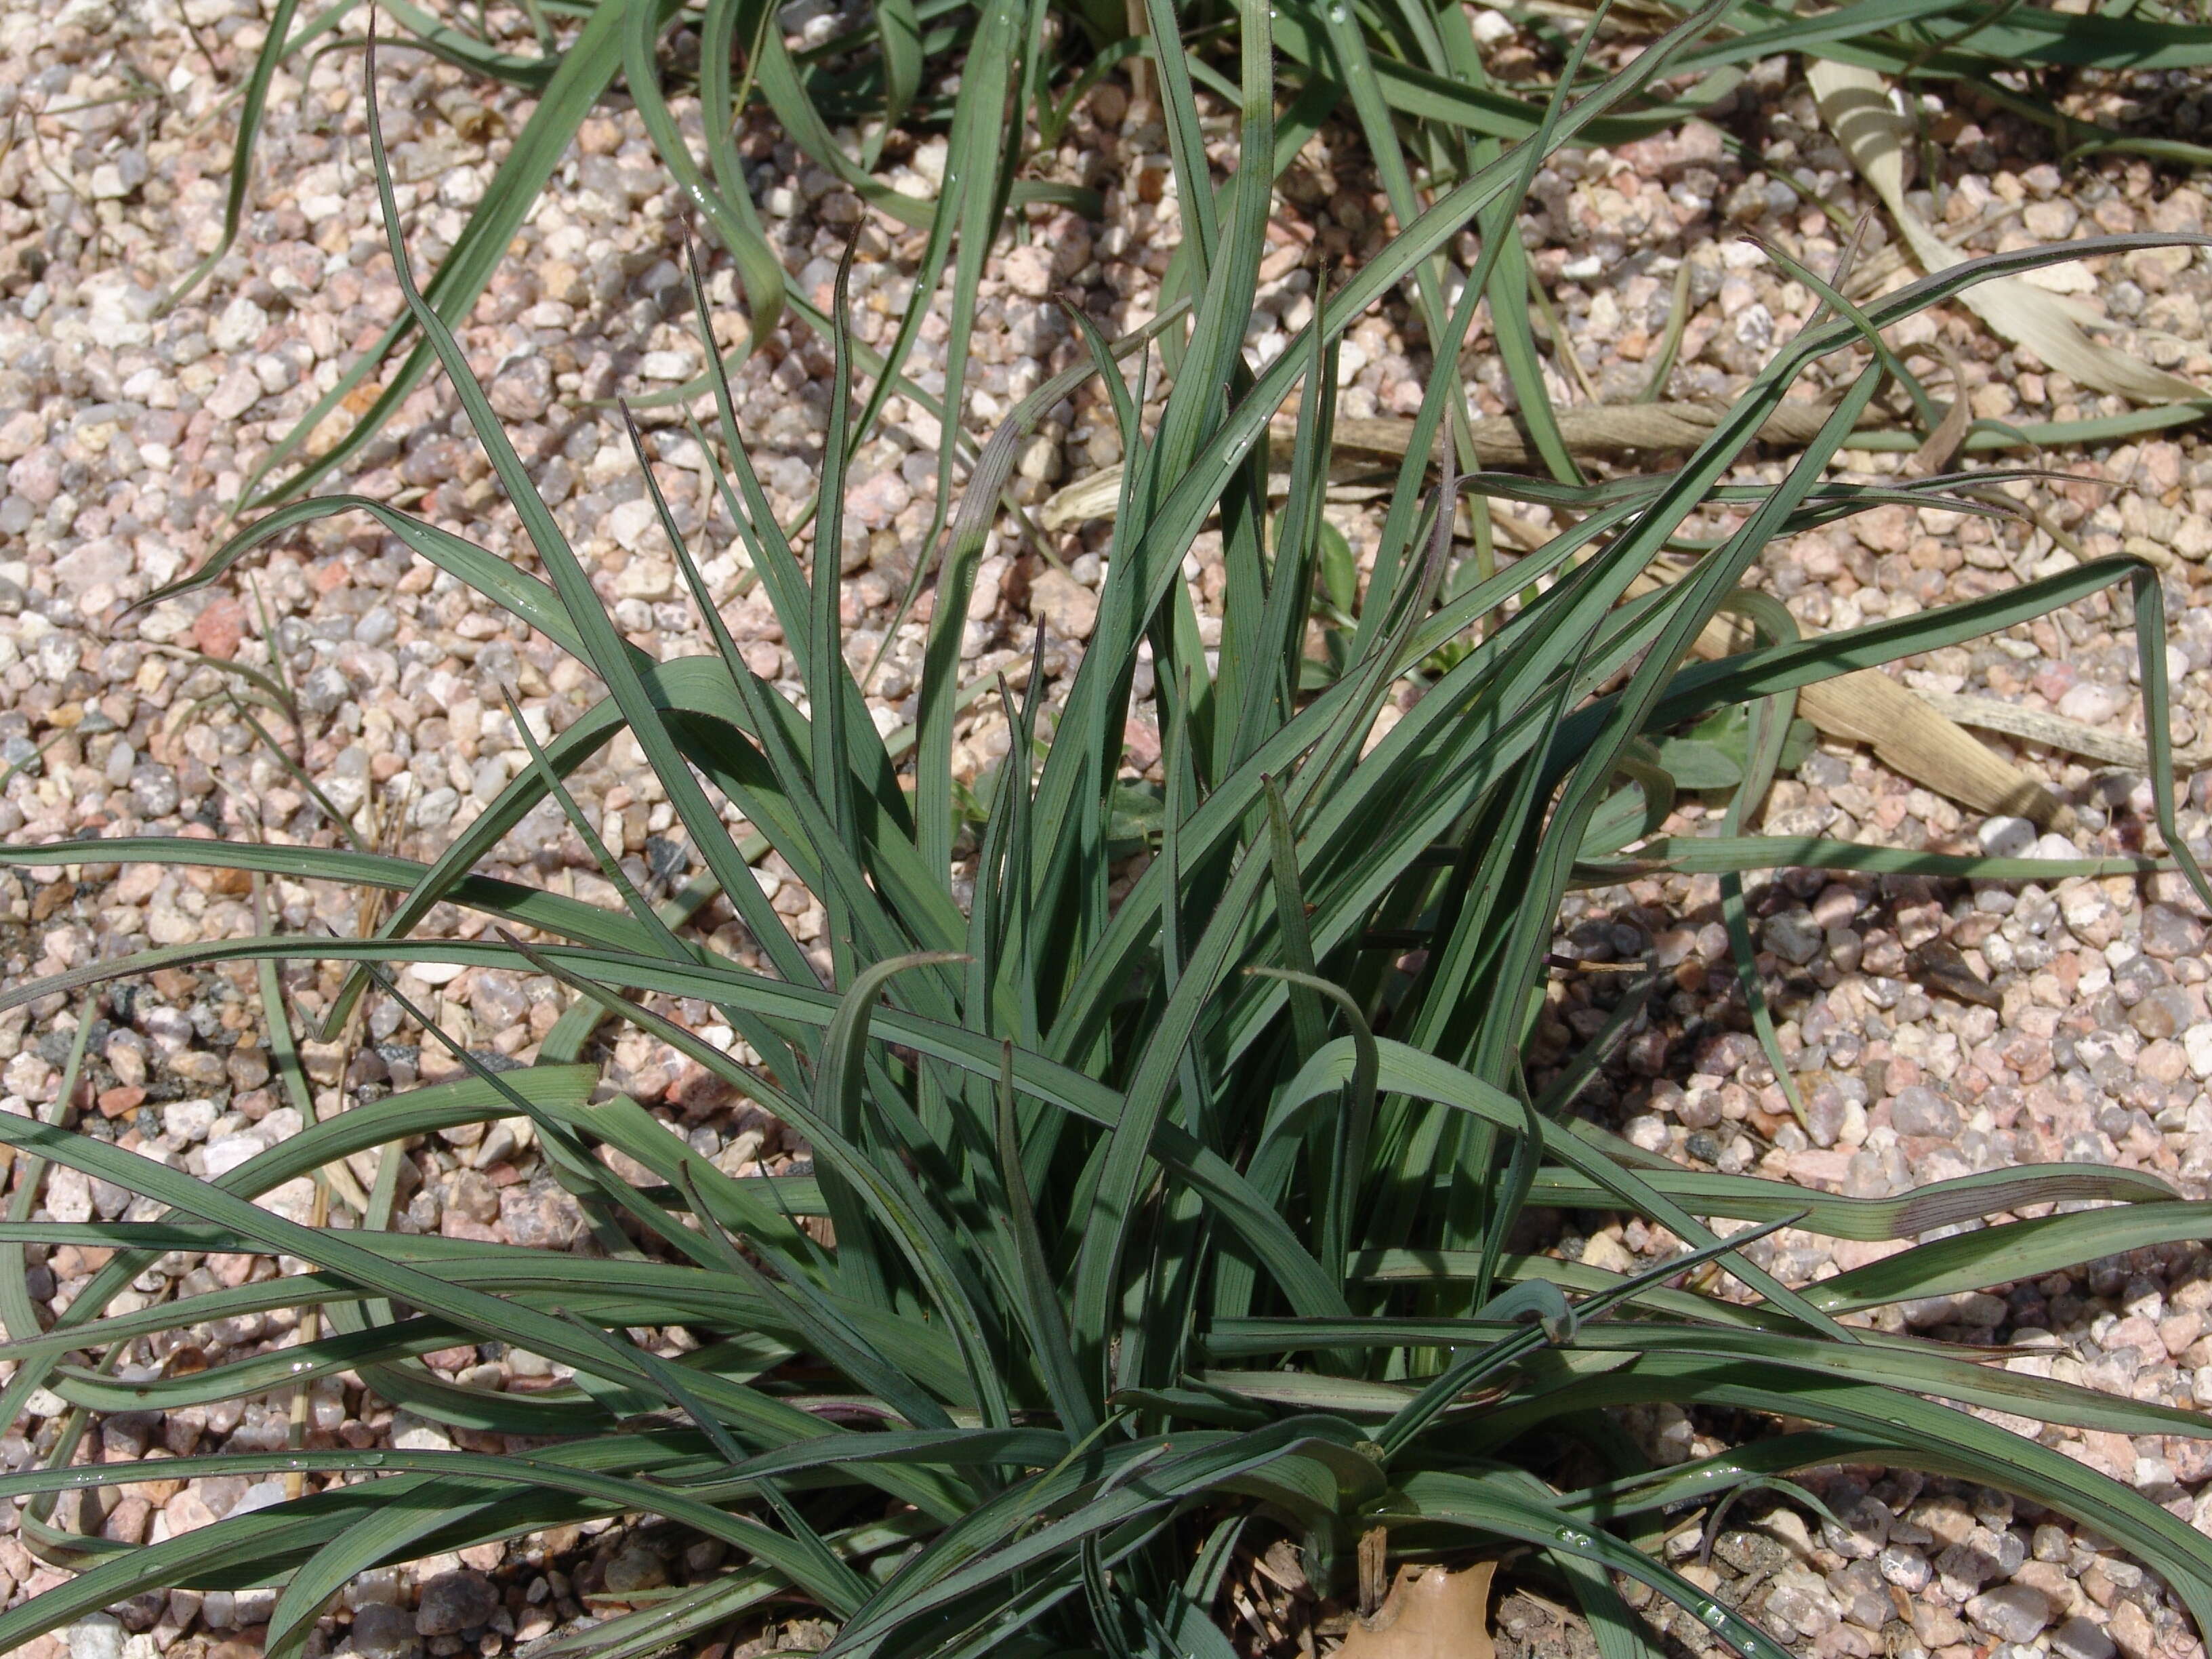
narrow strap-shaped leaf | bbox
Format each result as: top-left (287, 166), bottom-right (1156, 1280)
top-left (1261, 779), bottom-right (1328, 1061)
top-left (1068, 0), bottom-right (1306, 1374)
top-left (668, 1163), bottom-right (960, 1431)
top-left (1386, 1469), bottom-right (1799, 1659)
top-left (0, 1004), bottom-right (93, 1438)
top-left (724, 0), bottom-right (931, 229)
top-left (1711, 595), bottom-right (1809, 1124)
top-left (0, 928), bottom-right (1380, 1330)
top-left (356, 34), bottom-right (821, 996)
top-left (533, 942), bottom-right (1018, 1427)
top-left (142, 495), bottom-right (589, 657)
top-left (1374, 1215), bottom-right (1799, 1454)
top-left (1244, 966), bottom-right (1375, 1303)
top-left (626, 0), bottom-right (785, 352)
top-left (912, 305), bottom-right (1188, 883)
top-left (817, 952), bottom-right (965, 1309)
top-left (994, 1041), bottom-right (1098, 1434)
top-left (1463, 1357), bottom-right (2212, 1640)
top-left (616, 401), bottom-right (941, 994)
top-left (1, 1443), bottom-right (872, 1654)
top-left (874, 0), bottom-right (924, 129)
top-left (812, 237), bottom-right (864, 981)
top-left (1281, 1038), bottom-right (1849, 1335)
top-left (1477, 383), bottom-right (1886, 1307)
top-left (1140, 0), bottom-right (1219, 285)
top-left (1031, 0), bottom-right (1738, 996)
top-left (240, 0), bottom-right (634, 508)
top-left (373, 964), bottom-right (732, 1275)
top-left (506, 683), bottom-right (686, 958)
top-left (1231, 312), bottom-right (1336, 770)
top-left (157, 0), bottom-right (308, 312)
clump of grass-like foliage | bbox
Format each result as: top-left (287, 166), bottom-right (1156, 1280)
top-left (7, 6), bottom-right (2212, 1656)
top-left (199, 0), bottom-right (2212, 521)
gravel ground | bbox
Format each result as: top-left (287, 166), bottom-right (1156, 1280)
top-left (7, 0), bottom-right (2212, 1655)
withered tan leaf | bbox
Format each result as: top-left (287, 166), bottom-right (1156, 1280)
top-left (1037, 401), bottom-right (1875, 529)
top-left (1809, 60), bottom-right (2204, 405)
top-left (1636, 574), bottom-right (2076, 830)
top-left (1333, 1561), bottom-right (1498, 1659)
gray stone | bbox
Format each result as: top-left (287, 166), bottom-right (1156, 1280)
top-left (2057, 681), bottom-right (2126, 724)
top-left (488, 355), bottom-right (553, 422)
top-left (602, 1540), bottom-right (668, 1594)
top-left (390, 1412), bottom-right (457, 1453)
top-left (106, 1031), bottom-right (149, 1088)
top-left (1965, 1584), bottom-right (2053, 1644)
top-left (1761, 1564), bottom-right (1840, 1639)
top-left (323, 767), bottom-right (369, 820)
top-left (348, 1601), bottom-right (424, 1659)
top-left (469, 970), bottom-right (529, 1033)
top-left (1877, 1542), bottom-right (1930, 1592)
top-left (2049, 1614), bottom-right (2118, 1659)
top-left (65, 1614), bottom-right (125, 1659)
top-left (500, 1179), bottom-right (586, 1250)
top-left (230, 1478), bottom-right (289, 1516)
top-left (161, 1097), bottom-right (217, 1143)
top-left (1978, 815), bottom-right (2037, 859)
top-left (210, 294), bottom-right (270, 354)
top-left (7, 445), bottom-right (62, 506)
top-left (167, 1048), bottom-right (227, 1089)
top-left (1890, 1084), bottom-right (1959, 1139)
top-left (1761, 907), bottom-right (1823, 966)
top-left (203, 1135), bottom-right (266, 1178)
top-left (1802, 1087), bottom-right (1846, 1147)
top-left (354, 605), bottom-right (398, 648)
top-left (55, 537), bottom-right (131, 595)
top-left (129, 763), bottom-right (180, 818)
top-left (204, 364), bottom-right (262, 420)
top-left (0, 409), bottom-right (46, 461)
top-left (1015, 432), bottom-right (1062, 482)
top-left (1821, 1496), bottom-right (1890, 1559)
top-left (300, 663), bottom-right (351, 716)
top-left (2142, 903), bottom-right (2207, 961)
top-left (415, 1570), bottom-right (499, 1636)
top-left (202, 1586), bottom-right (279, 1629)
top-left (1027, 567), bottom-right (1098, 640)
top-left (411, 785), bottom-right (461, 830)
top-left (2131, 984), bottom-right (2193, 1041)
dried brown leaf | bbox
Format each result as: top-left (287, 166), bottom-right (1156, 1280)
top-left (1332, 1561), bottom-right (1498, 1659)
top-left (1908, 937), bottom-right (2005, 1010)
top-left (1908, 346), bottom-right (1971, 477)
top-left (1809, 60), bottom-right (2204, 405)
top-left (1635, 571), bottom-right (2075, 830)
